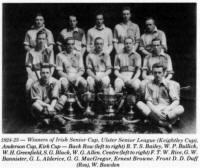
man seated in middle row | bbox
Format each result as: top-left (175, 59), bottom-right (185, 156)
top-left (86, 37), bottom-right (112, 92)
top-left (56, 37), bottom-right (87, 102)
top-left (140, 38), bottom-right (174, 96)
top-left (114, 37), bottom-right (141, 96)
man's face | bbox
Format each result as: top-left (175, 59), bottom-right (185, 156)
top-left (152, 67), bottom-right (164, 83)
top-left (36, 33), bottom-right (47, 47)
top-left (152, 40), bottom-right (162, 55)
top-left (96, 14), bottom-right (104, 27)
top-left (40, 68), bottom-right (51, 83)
top-left (95, 39), bottom-right (104, 52)
top-left (66, 39), bottom-right (75, 52)
top-left (35, 16), bottom-right (44, 28)
top-left (145, 19), bottom-right (155, 32)
top-left (122, 10), bottom-right (131, 22)
top-left (69, 16), bottom-right (77, 29)
top-left (124, 38), bottom-right (134, 52)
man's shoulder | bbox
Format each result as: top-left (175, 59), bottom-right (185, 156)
top-left (87, 27), bottom-right (95, 33)
top-left (129, 22), bottom-right (139, 28)
top-left (73, 50), bottom-right (82, 57)
top-left (49, 77), bottom-right (59, 84)
top-left (157, 29), bottom-right (165, 35)
top-left (60, 28), bottom-right (68, 34)
top-left (146, 79), bottom-right (155, 88)
top-left (44, 27), bottom-right (53, 34)
top-left (78, 28), bottom-right (85, 34)
top-left (56, 51), bottom-right (66, 59)
top-left (104, 26), bottom-right (112, 32)
top-left (32, 80), bottom-right (41, 89)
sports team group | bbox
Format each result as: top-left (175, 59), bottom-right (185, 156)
top-left (24, 6), bottom-right (184, 132)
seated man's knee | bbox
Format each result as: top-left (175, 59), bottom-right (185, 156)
top-left (131, 79), bottom-right (141, 91)
top-left (32, 101), bottom-right (43, 112)
top-left (87, 76), bottom-right (95, 91)
top-left (79, 77), bottom-right (87, 87)
top-left (136, 101), bottom-right (151, 116)
top-left (114, 78), bottom-right (124, 92)
top-left (101, 76), bottom-right (110, 88)
top-left (60, 77), bottom-right (69, 87)
top-left (176, 105), bottom-right (184, 115)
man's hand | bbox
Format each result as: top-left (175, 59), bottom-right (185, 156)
top-left (154, 109), bottom-right (167, 121)
top-left (94, 75), bottom-right (101, 82)
top-left (67, 75), bottom-right (76, 83)
top-left (147, 75), bottom-right (154, 80)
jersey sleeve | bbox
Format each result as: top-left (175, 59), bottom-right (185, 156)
top-left (56, 54), bottom-right (63, 71)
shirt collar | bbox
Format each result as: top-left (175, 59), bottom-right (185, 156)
top-left (121, 21), bottom-right (132, 26)
top-left (152, 50), bottom-right (166, 57)
top-left (31, 24), bottom-right (45, 30)
top-left (68, 27), bottom-right (79, 32)
top-left (145, 26), bottom-right (158, 33)
top-left (153, 78), bottom-right (167, 87)
top-left (94, 24), bottom-right (105, 30)
top-left (123, 48), bottom-right (136, 55)
top-left (152, 26), bottom-right (158, 33)
top-left (93, 50), bottom-right (105, 57)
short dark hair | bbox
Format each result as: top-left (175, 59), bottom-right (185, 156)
top-left (152, 62), bottom-right (166, 71)
top-left (94, 37), bottom-right (104, 44)
top-left (35, 13), bottom-right (44, 19)
top-left (63, 37), bottom-right (75, 45)
top-left (152, 38), bottom-right (161, 45)
top-left (122, 6), bottom-right (131, 13)
top-left (124, 36), bottom-right (135, 43)
top-left (69, 14), bottom-right (77, 19)
top-left (36, 29), bottom-right (47, 39)
top-left (40, 63), bottom-right (51, 70)
top-left (95, 11), bottom-right (104, 18)
top-left (145, 17), bottom-right (155, 25)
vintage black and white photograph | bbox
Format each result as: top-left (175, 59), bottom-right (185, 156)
top-left (2, 3), bottom-right (196, 134)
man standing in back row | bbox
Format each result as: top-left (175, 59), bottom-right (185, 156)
top-left (87, 12), bottom-right (113, 55)
top-left (57, 14), bottom-right (86, 55)
top-left (139, 17), bottom-right (167, 58)
top-left (24, 13), bottom-right (54, 52)
top-left (113, 6), bottom-right (140, 54)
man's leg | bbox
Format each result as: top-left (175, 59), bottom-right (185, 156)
top-left (114, 78), bottom-right (124, 93)
top-left (54, 77), bottom-right (69, 112)
top-left (101, 76), bottom-right (110, 91)
top-left (136, 101), bottom-right (151, 117)
top-left (87, 76), bottom-right (95, 92)
top-left (166, 105), bottom-right (184, 124)
top-left (76, 76), bottom-right (87, 93)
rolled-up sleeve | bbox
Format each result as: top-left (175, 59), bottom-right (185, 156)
top-left (24, 31), bottom-right (30, 46)
top-left (86, 54), bottom-right (93, 70)
top-left (145, 83), bottom-right (153, 102)
top-left (78, 54), bottom-right (85, 73)
top-left (25, 52), bottom-right (33, 68)
top-left (169, 81), bottom-right (180, 101)
top-left (31, 84), bottom-right (42, 101)
top-left (135, 25), bottom-right (140, 43)
top-left (56, 54), bottom-right (63, 71)
top-left (51, 81), bottom-right (59, 100)
top-left (105, 54), bottom-right (112, 70)
top-left (166, 55), bottom-right (174, 75)
top-left (114, 54), bottom-right (120, 70)
top-left (135, 53), bottom-right (142, 68)
top-left (142, 56), bottom-right (148, 71)
top-left (81, 32), bottom-right (86, 47)
top-left (47, 30), bottom-right (55, 45)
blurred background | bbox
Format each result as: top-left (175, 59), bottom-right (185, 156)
top-left (2, 3), bottom-right (196, 133)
